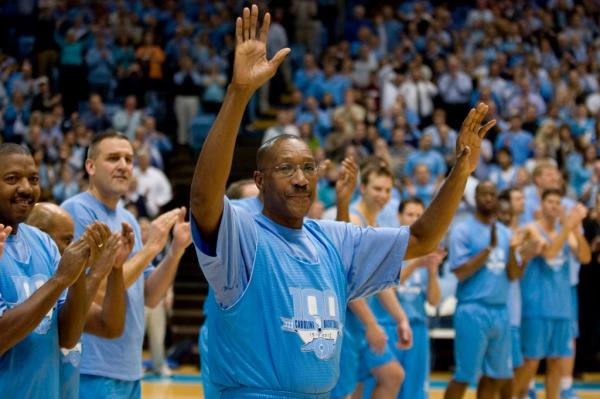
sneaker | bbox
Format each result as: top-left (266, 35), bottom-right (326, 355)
top-left (527, 389), bottom-right (537, 399)
top-left (560, 387), bottom-right (580, 399)
top-left (159, 364), bottom-right (173, 378)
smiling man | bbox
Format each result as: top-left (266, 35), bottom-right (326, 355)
top-left (190, 5), bottom-right (495, 398)
top-left (61, 131), bottom-right (192, 399)
top-left (0, 143), bottom-right (106, 399)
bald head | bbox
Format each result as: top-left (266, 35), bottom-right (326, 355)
top-left (27, 203), bottom-right (74, 254)
top-left (256, 134), bottom-right (308, 170)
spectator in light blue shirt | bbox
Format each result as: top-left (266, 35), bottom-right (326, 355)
top-left (494, 114), bottom-right (533, 166)
top-left (405, 133), bottom-right (447, 182)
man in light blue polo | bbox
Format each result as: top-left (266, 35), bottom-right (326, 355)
top-left (190, 5), bottom-right (495, 398)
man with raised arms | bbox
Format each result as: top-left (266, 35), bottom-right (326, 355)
top-left (190, 5), bottom-right (494, 398)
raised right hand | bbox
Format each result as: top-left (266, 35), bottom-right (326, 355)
top-left (231, 5), bottom-right (290, 93)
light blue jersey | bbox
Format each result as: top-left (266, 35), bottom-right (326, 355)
top-left (507, 281), bottom-right (521, 327)
top-left (200, 196), bottom-right (263, 399)
top-left (367, 264), bottom-right (431, 399)
top-left (332, 207), bottom-right (398, 398)
top-left (449, 215), bottom-right (513, 305)
top-left (191, 197), bottom-right (410, 397)
top-left (370, 266), bottom-right (428, 326)
top-left (0, 224), bottom-right (64, 399)
top-left (520, 224), bottom-right (571, 320)
top-left (62, 192), bottom-right (147, 384)
top-left (60, 343), bottom-right (82, 399)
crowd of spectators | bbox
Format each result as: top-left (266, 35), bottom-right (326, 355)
top-left (2, 0), bottom-right (599, 216)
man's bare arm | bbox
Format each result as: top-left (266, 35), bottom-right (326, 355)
top-left (190, 5), bottom-right (289, 244)
top-left (85, 268), bottom-right (125, 338)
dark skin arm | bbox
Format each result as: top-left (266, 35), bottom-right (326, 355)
top-left (0, 278), bottom-right (69, 355)
top-left (506, 228), bottom-right (526, 281)
top-left (406, 103), bottom-right (495, 259)
top-left (0, 228), bottom-right (93, 355)
top-left (453, 221), bottom-right (496, 283)
top-left (190, 5), bottom-right (290, 246)
top-left (58, 224), bottom-right (110, 349)
top-left (83, 225), bottom-right (133, 339)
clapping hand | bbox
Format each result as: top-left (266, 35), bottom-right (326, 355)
top-left (171, 207), bottom-right (192, 255)
top-left (335, 157), bottom-right (358, 205)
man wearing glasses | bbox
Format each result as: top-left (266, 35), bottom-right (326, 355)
top-left (190, 5), bottom-right (494, 398)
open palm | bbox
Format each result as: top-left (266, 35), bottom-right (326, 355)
top-left (455, 103), bottom-right (496, 174)
top-left (232, 5), bottom-right (290, 92)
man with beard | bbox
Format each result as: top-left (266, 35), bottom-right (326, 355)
top-left (190, 5), bottom-right (495, 397)
top-left (61, 131), bottom-right (192, 399)
top-left (0, 143), bottom-right (107, 398)
top-left (444, 182), bottom-right (524, 399)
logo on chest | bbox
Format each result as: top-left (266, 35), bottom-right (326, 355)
top-left (11, 274), bottom-right (54, 334)
top-left (281, 288), bottom-right (342, 360)
top-left (486, 247), bottom-right (507, 274)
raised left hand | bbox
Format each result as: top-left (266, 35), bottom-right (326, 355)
top-left (455, 103), bottom-right (496, 174)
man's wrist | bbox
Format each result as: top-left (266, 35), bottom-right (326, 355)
top-left (168, 244), bottom-right (186, 259)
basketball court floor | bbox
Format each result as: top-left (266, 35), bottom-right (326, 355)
top-left (140, 368), bottom-right (600, 399)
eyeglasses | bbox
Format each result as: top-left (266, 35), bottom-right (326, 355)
top-left (261, 162), bottom-right (319, 178)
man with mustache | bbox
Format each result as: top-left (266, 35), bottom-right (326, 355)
top-left (0, 143), bottom-right (107, 398)
top-left (27, 202), bottom-right (133, 399)
top-left (61, 131), bottom-right (192, 399)
top-left (190, 5), bottom-right (494, 398)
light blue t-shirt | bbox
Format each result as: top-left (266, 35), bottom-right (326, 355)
top-left (202, 195), bottom-right (263, 317)
top-left (521, 224), bottom-right (572, 320)
top-left (449, 215), bottom-right (512, 306)
top-left (494, 130), bottom-right (533, 166)
top-left (0, 224), bottom-right (64, 399)
top-left (192, 197), bottom-right (410, 395)
top-left (371, 265), bottom-right (428, 326)
top-left (405, 150), bottom-right (447, 181)
top-left (521, 192), bottom-right (581, 286)
top-left (507, 281), bottom-right (521, 327)
top-left (194, 197), bottom-right (410, 309)
top-left (62, 192), bottom-right (147, 381)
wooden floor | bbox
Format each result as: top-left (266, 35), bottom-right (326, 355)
top-left (140, 369), bottom-right (600, 399)
top-left (140, 383), bottom-right (600, 399)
